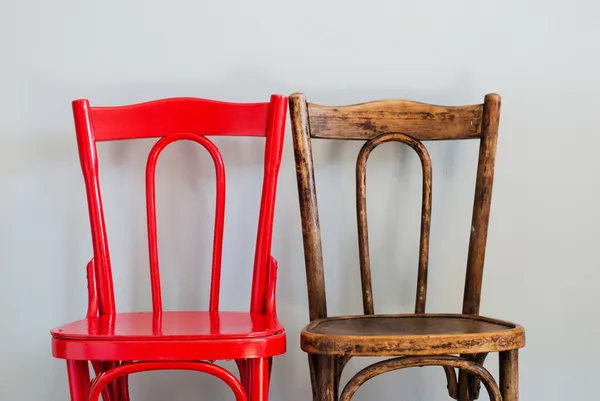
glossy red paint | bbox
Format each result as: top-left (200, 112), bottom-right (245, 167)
top-left (88, 362), bottom-right (247, 401)
top-left (91, 97), bottom-right (272, 141)
top-left (51, 95), bottom-right (288, 401)
top-left (146, 133), bottom-right (226, 312)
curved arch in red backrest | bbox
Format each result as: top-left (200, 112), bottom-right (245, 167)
top-left (72, 95), bottom-right (287, 316)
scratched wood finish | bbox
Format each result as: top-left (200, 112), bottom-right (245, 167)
top-left (308, 354), bottom-right (339, 401)
top-left (470, 353), bottom-right (489, 399)
top-left (462, 94), bottom-right (501, 315)
top-left (356, 133), bottom-right (432, 315)
top-left (457, 352), bottom-right (489, 400)
top-left (500, 350), bottom-right (519, 401)
top-left (339, 356), bottom-right (501, 401)
top-left (444, 365), bottom-right (459, 399)
top-left (290, 94), bottom-right (328, 322)
top-left (301, 314), bottom-right (525, 356)
top-left (307, 99), bottom-right (483, 141)
top-left (290, 92), bottom-right (523, 401)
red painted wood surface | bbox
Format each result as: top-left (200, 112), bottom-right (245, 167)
top-left (145, 132), bottom-right (226, 313)
top-left (53, 311), bottom-right (284, 340)
top-left (87, 362), bottom-right (247, 401)
top-left (91, 97), bottom-right (272, 141)
top-left (52, 95), bottom-right (288, 401)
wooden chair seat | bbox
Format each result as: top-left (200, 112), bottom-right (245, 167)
top-left (301, 314), bottom-right (524, 356)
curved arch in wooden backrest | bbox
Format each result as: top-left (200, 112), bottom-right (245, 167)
top-left (289, 93), bottom-right (500, 320)
top-left (356, 133), bottom-right (432, 315)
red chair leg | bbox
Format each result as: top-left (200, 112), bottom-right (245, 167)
top-left (91, 361), bottom-right (113, 401)
top-left (235, 360), bottom-right (248, 392)
top-left (237, 359), bottom-right (254, 398)
top-left (66, 360), bottom-right (90, 401)
top-left (267, 357), bottom-right (273, 386)
top-left (248, 358), bottom-right (269, 401)
top-left (120, 373), bottom-right (130, 401)
top-left (102, 362), bottom-right (121, 400)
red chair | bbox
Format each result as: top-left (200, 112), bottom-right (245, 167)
top-left (51, 95), bottom-right (288, 401)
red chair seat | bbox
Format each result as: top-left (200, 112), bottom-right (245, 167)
top-left (52, 312), bottom-right (286, 361)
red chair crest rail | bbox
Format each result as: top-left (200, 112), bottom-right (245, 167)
top-left (51, 95), bottom-right (288, 401)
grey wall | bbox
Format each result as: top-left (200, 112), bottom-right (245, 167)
top-left (1, 1), bottom-right (598, 400)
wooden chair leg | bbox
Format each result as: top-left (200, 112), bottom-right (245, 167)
top-left (468, 353), bottom-right (487, 400)
top-left (308, 354), bottom-right (338, 401)
top-left (248, 357), bottom-right (270, 401)
top-left (458, 352), bottom-right (487, 401)
top-left (499, 350), bottom-right (518, 401)
top-left (66, 360), bottom-right (90, 401)
top-left (442, 366), bottom-right (458, 399)
top-left (458, 369), bottom-right (471, 401)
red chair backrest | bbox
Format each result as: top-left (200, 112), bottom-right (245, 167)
top-left (73, 95), bottom-right (288, 316)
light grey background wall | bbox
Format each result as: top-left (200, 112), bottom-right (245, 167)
top-left (1, 1), bottom-right (598, 400)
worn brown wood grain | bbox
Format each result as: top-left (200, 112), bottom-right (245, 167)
top-left (458, 368), bottom-right (471, 401)
top-left (290, 92), bottom-right (521, 401)
top-left (462, 94), bottom-right (501, 315)
top-left (457, 352), bottom-right (488, 401)
top-left (442, 365), bottom-right (459, 399)
top-left (500, 350), bottom-right (519, 401)
top-left (308, 99), bottom-right (483, 141)
top-left (356, 133), bottom-right (432, 315)
top-left (301, 314), bottom-right (525, 356)
top-left (290, 93), bottom-right (328, 322)
top-left (308, 354), bottom-right (339, 401)
top-left (470, 353), bottom-right (489, 399)
top-left (339, 356), bottom-right (501, 401)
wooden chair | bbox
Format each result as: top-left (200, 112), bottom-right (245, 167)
top-left (50, 95), bottom-right (288, 401)
top-left (289, 93), bottom-right (525, 401)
